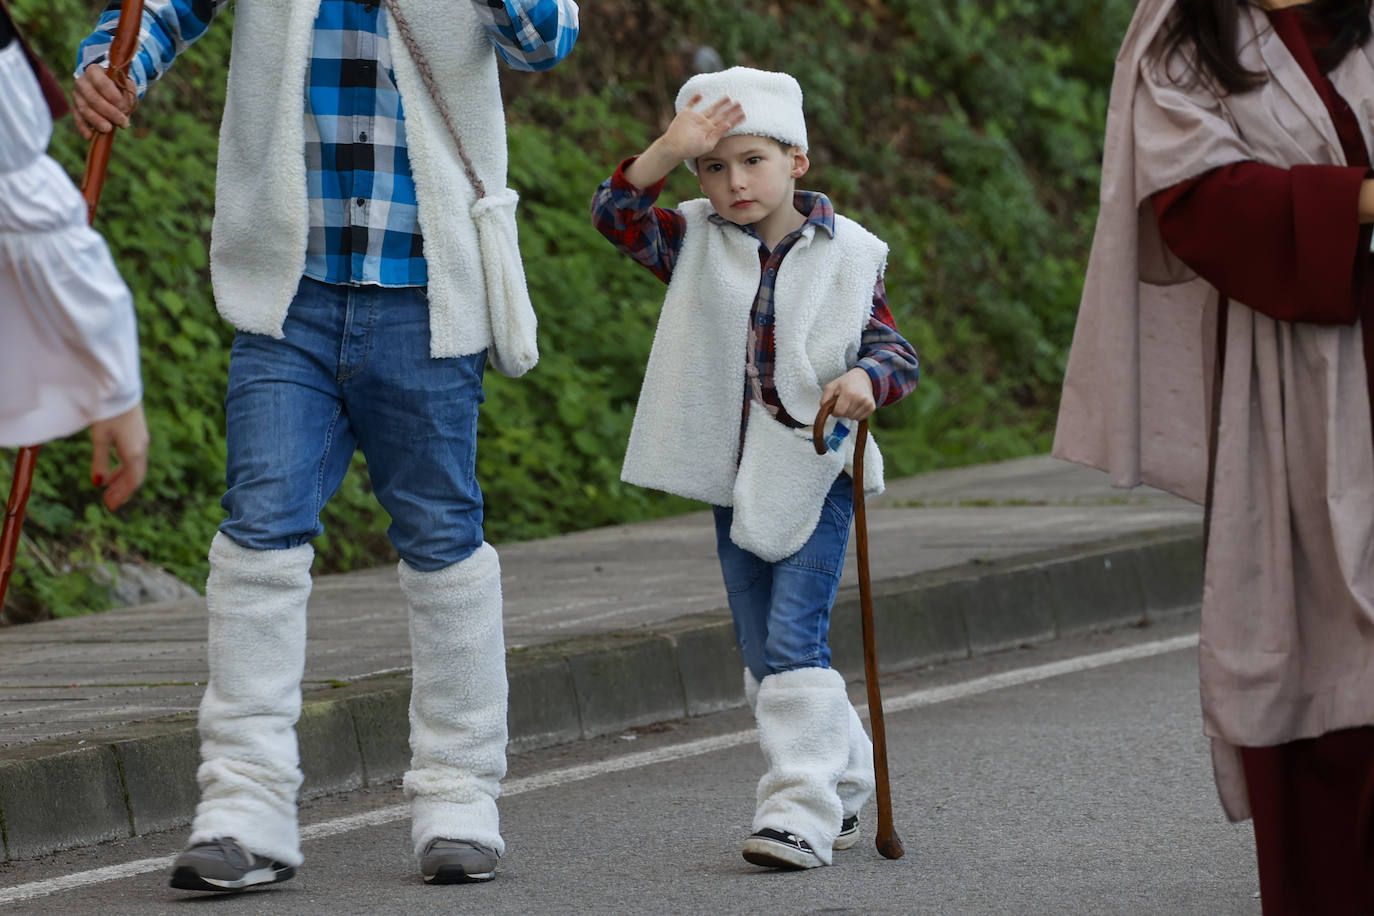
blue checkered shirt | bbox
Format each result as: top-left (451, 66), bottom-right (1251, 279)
top-left (77, 0), bottom-right (579, 288)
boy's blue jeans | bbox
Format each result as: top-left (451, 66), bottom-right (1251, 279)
top-left (712, 473), bottom-right (855, 683)
top-left (219, 276), bottom-right (486, 570)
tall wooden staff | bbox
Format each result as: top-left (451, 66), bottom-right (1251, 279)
top-left (0, 0), bottom-right (146, 612)
top-left (813, 397), bottom-right (904, 860)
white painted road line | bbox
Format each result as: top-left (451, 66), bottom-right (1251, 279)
top-left (0, 633), bottom-right (1197, 905)
top-left (878, 633), bottom-right (1198, 715)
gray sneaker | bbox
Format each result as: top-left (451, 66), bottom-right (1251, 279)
top-left (168, 837), bottom-right (294, 892)
top-left (420, 838), bottom-right (499, 884)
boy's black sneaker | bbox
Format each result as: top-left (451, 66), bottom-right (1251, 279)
top-left (742, 828), bottom-right (823, 869)
top-left (168, 837), bottom-right (294, 892)
top-left (834, 814), bottom-right (860, 850)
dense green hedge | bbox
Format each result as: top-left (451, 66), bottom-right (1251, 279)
top-left (3, 0), bottom-right (1135, 618)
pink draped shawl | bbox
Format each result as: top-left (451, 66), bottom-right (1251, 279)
top-left (1054, 0), bottom-right (1374, 820)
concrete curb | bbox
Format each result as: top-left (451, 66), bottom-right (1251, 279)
top-left (0, 524), bottom-right (1202, 862)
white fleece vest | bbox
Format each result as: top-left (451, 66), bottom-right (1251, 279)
top-left (209, 0), bottom-right (508, 359)
top-left (622, 199), bottom-right (888, 531)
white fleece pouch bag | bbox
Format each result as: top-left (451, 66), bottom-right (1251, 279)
top-left (472, 188), bottom-right (538, 378)
top-left (381, 0), bottom-right (538, 379)
top-left (730, 401), bottom-right (846, 562)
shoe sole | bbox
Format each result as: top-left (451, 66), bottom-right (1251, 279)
top-left (741, 838), bottom-right (823, 870)
top-left (423, 865), bottom-right (496, 884)
top-left (833, 830), bottom-right (860, 851)
top-left (169, 865), bottom-right (295, 892)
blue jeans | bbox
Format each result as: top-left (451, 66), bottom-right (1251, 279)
top-left (220, 276), bottom-right (486, 571)
top-left (713, 473), bottom-right (855, 682)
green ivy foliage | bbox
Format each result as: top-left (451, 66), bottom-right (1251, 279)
top-left (3, 0), bottom-right (1135, 618)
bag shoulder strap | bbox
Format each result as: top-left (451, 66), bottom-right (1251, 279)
top-left (383, 0), bottom-right (487, 199)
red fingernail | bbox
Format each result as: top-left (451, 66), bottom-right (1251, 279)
top-left (92, 473), bottom-right (104, 486)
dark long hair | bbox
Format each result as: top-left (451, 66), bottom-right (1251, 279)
top-left (1161, 0), bottom-right (1373, 93)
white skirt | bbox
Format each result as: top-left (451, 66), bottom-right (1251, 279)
top-left (0, 40), bottom-right (140, 448)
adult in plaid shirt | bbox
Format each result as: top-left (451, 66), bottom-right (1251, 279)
top-left (73, 0), bottom-right (578, 892)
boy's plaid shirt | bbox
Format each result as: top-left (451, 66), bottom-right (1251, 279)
top-left (592, 159), bottom-right (920, 426)
top-left (78, 0), bottom-right (579, 288)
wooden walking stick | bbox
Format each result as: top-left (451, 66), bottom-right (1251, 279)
top-left (0, 0), bottom-right (146, 613)
top-left (813, 397), bottom-right (904, 860)
top-left (0, 448), bottom-right (39, 612)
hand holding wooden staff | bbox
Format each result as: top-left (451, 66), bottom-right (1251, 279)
top-left (813, 394), bottom-right (905, 860)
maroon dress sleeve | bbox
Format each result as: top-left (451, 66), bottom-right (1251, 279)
top-left (1150, 6), bottom-right (1374, 326)
top-left (1151, 163), bottom-right (1366, 324)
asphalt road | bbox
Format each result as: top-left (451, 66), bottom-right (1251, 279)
top-left (0, 616), bottom-right (1259, 915)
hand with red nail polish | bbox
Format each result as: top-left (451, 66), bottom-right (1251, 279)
top-left (88, 404), bottom-right (148, 510)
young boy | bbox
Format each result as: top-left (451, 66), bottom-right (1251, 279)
top-left (591, 67), bottom-right (918, 869)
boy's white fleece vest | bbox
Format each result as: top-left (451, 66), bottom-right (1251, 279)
top-left (209, 0), bottom-right (510, 361)
top-left (622, 198), bottom-right (888, 561)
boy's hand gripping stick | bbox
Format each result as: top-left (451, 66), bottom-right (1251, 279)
top-left (812, 398), bottom-right (905, 861)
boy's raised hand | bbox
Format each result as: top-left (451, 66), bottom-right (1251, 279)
top-left (623, 94), bottom-right (745, 189)
top-left (662, 94), bottom-right (746, 162)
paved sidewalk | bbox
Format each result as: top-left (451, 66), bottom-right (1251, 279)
top-left (0, 455), bottom-right (1204, 862)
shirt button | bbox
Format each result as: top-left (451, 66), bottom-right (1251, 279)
top-left (356, 197), bottom-right (366, 207)
top-left (766, 267), bottom-right (776, 277)
top-left (359, 131), bottom-right (368, 142)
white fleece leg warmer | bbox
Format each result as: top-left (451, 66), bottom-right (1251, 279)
top-left (747, 667), bottom-right (873, 820)
top-left (400, 543), bottom-right (508, 859)
top-left (752, 667), bottom-right (851, 864)
top-left (744, 668), bottom-right (760, 710)
top-left (190, 532), bottom-right (313, 867)
top-left (837, 702), bottom-right (876, 820)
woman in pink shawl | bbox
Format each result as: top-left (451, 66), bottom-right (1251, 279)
top-left (1055, 0), bottom-right (1374, 910)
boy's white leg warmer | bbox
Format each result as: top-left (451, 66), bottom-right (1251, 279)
top-left (400, 543), bottom-right (508, 858)
top-left (749, 667), bottom-right (872, 819)
top-left (837, 702), bottom-right (876, 819)
top-left (744, 668), bottom-right (760, 710)
top-left (190, 532), bottom-right (313, 867)
top-left (752, 667), bottom-right (851, 864)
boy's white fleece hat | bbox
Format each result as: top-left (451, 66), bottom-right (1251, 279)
top-left (675, 67), bottom-right (807, 173)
